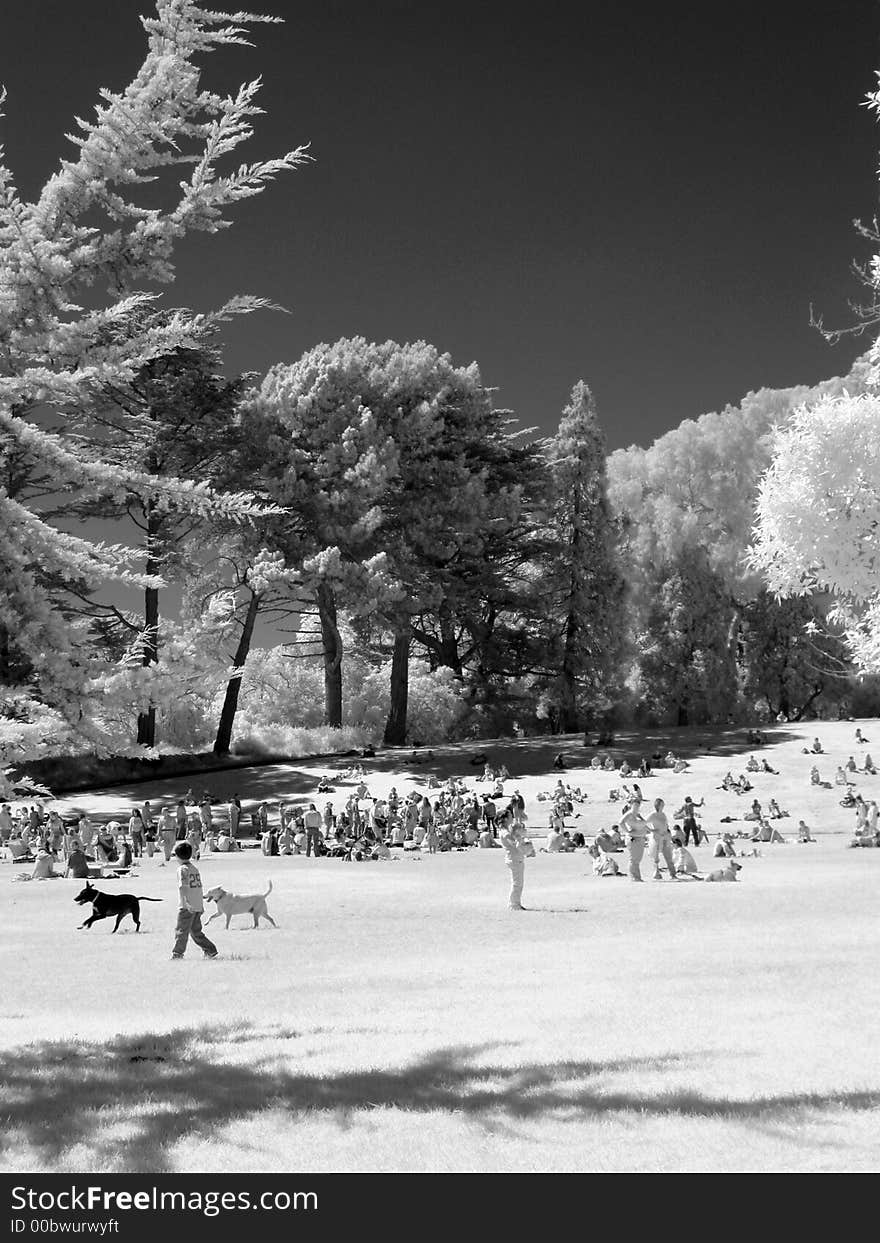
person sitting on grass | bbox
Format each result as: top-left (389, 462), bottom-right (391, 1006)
top-left (545, 824), bottom-right (568, 853)
top-left (767, 797), bottom-right (788, 819)
top-left (713, 834), bottom-right (736, 858)
top-left (7, 833), bottom-right (35, 864)
top-left (588, 841), bottom-right (622, 876)
top-left (863, 753), bottom-right (877, 775)
top-left (744, 799), bottom-right (762, 822)
top-left (760, 758), bottom-right (778, 774)
top-left (846, 755), bottom-right (858, 773)
top-left (797, 820), bottom-right (816, 843)
top-left (673, 842), bottom-right (699, 875)
top-left (855, 727), bottom-right (869, 744)
top-left (31, 846), bottom-right (58, 880)
top-left (602, 755), bottom-right (615, 771)
top-left (736, 773), bottom-right (753, 794)
top-left (64, 843), bottom-right (91, 878)
top-left (746, 755), bottom-right (760, 772)
top-left (619, 759), bottom-right (632, 777)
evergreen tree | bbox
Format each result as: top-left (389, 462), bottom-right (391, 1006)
top-left (0, 1), bottom-right (308, 759)
top-left (539, 382), bottom-right (625, 732)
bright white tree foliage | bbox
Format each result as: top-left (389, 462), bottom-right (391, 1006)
top-left (750, 391), bottom-right (880, 671)
top-left (0, 1), bottom-right (309, 756)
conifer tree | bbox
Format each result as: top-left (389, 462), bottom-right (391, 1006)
top-left (540, 382), bottom-right (624, 732)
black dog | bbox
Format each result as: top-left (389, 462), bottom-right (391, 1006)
top-left (74, 882), bottom-right (161, 932)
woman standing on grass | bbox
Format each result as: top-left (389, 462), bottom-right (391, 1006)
top-left (499, 808), bottom-right (530, 909)
top-left (128, 807), bottom-right (145, 858)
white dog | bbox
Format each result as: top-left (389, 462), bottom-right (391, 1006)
top-left (203, 880), bottom-right (277, 928)
top-left (703, 861), bottom-right (742, 883)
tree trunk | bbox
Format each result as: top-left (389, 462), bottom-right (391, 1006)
top-left (317, 581), bottom-right (343, 728)
top-left (676, 702), bottom-right (689, 727)
top-left (213, 591), bottom-right (261, 755)
top-left (437, 600), bottom-right (463, 676)
top-left (136, 504), bottom-right (161, 747)
top-left (383, 626), bottom-right (411, 746)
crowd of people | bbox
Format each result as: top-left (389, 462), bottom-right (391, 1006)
top-left (3, 725), bottom-right (878, 902)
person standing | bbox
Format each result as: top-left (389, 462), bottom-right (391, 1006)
top-left (175, 799), bottom-right (188, 841)
top-left (128, 808), bottom-right (145, 858)
top-left (228, 795), bottom-right (242, 842)
top-left (303, 803), bottom-right (323, 857)
top-left (198, 792), bottom-right (214, 835)
top-left (646, 797), bottom-right (677, 880)
top-left (158, 806), bottom-right (176, 861)
top-left (621, 798), bottom-right (650, 882)
top-left (680, 797), bottom-right (704, 848)
top-left (171, 842), bottom-right (218, 960)
top-left (499, 810), bottom-right (530, 910)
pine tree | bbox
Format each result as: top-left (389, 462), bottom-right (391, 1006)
top-left (540, 382), bottom-right (624, 732)
top-left (0, 1), bottom-right (309, 758)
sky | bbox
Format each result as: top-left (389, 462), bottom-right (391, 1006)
top-left (3, 0), bottom-right (880, 451)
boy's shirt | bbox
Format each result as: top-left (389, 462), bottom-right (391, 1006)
top-left (177, 860), bottom-right (204, 912)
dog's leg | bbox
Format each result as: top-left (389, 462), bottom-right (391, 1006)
top-left (80, 911), bottom-right (108, 929)
top-left (204, 911), bottom-right (220, 926)
top-left (264, 914), bottom-right (278, 927)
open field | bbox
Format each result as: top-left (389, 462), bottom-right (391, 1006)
top-left (2, 720), bottom-right (879, 1173)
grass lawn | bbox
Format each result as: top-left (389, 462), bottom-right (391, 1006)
top-left (2, 719), bottom-right (879, 1173)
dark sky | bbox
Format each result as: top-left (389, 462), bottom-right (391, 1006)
top-left (3, 0), bottom-right (880, 448)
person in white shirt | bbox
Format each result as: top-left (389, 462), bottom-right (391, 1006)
top-left (620, 799), bottom-right (650, 882)
top-left (646, 798), bottom-right (677, 880)
top-left (673, 842), bottom-right (699, 875)
top-left (499, 811), bottom-right (529, 909)
top-left (546, 826), bottom-right (565, 853)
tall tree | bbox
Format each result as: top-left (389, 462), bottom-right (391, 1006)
top-left (0, 1), bottom-right (308, 758)
top-left (539, 382), bottom-right (625, 732)
top-left (637, 548), bottom-right (738, 726)
top-left (255, 338), bottom-right (532, 745)
top-left (58, 337), bottom-right (254, 745)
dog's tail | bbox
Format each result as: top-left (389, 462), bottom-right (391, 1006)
top-left (263, 879), bottom-right (273, 898)
top-left (137, 897), bottom-right (163, 902)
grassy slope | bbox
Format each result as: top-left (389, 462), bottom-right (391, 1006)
top-left (2, 719), bottom-right (879, 1173)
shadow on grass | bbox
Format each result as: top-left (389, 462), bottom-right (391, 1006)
top-left (62, 727), bottom-right (806, 825)
top-left (2, 1024), bottom-right (878, 1172)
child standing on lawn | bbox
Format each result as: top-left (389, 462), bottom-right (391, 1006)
top-left (171, 841), bottom-right (218, 960)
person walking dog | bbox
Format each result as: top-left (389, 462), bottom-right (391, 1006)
top-left (171, 841), bottom-right (218, 960)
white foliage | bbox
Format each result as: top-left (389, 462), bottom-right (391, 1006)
top-left (750, 390), bottom-right (880, 670)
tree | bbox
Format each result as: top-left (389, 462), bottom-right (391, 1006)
top-left (750, 390), bottom-right (880, 672)
top-left (637, 548), bottom-right (738, 726)
top-left (58, 336), bottom-right (255, 746)
top-left (255, 338), bottom-right (532, 745)
top-left (739, 592), bottom-right (851, 721)
top-left (537, 382), bottom-right (625, 731)
top-left (249, 350), bottom-right (401, 726)
top-left (0, 1), bottom-right (309, 758)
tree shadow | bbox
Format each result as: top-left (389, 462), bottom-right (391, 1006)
top-left (58, 727), bottom-right (806, 826)
top-left (2, 1024), bottom-right (877, 1172)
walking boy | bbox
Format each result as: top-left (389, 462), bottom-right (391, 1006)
top-left (171, 841), bottom-right (218, 960)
